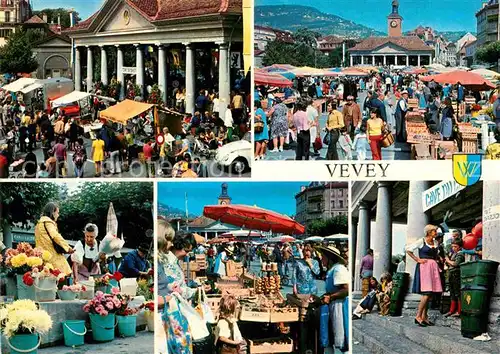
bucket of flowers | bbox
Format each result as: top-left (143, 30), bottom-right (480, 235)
top-left (58, 284), bottom-right (86, 301)
top-left (143, 301), bottom-right (155, 332)
top-left (0, 299), bottom-right (53, 354)
top-left (116, 295), bottom-right (139, 338)
top-left (25, 265), bottom-right (65, 302)
top-left (83, 288), bottom-right (123, 342)
top-left (94, 272), bottom-right (123, 294)
top-left (3, 243), bottom-right (52, 300)
top-left (136, 278), bottom-right (154, 301)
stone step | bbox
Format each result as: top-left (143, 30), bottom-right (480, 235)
top-left (361, 311), bottom-right (500, 354)
top-left (351, 341), bottom-right (375, 354)
top-left (353, 318), bottom-right (434, 354)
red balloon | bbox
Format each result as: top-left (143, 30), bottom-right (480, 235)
top-left (463, 234), bottom-right (478, 250)
top-left (472, 222), bottom-right (483, 238)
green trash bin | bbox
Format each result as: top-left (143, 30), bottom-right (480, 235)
top-left (389, 272), bottom-right (409, 317)
top-left (460, 260), bottom-right (499, 339)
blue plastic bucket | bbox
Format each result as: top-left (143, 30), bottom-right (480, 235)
top-left (62, 320), bottom-right (86, 347)
top-left (95, 285), bottom-right (113, 294)
top-left (117, 315), bottom-right (137, 337)
top-left (58, 290), bottom-right (77, 301)
top-left (16, 274), bottom-right (35, 300)
top-left (8, 333), bottom-right (40, 354)
top-left (89, 313), bottom-right (116, 342)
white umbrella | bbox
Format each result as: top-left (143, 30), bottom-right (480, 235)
top-left (106, 202), bottom-right (118, 236)
top-left (324, 234), bottom-right (349, 241)
top-left (305, 236), bottom-right (324, 242)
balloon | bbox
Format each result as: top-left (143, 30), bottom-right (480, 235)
top-left (472, 222), bottom-right (483, 238)
top-left (463, 234), bottom-right (478, 250)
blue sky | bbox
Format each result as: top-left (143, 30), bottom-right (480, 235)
top-left (31, 0), bottom-right (104, 19)
top-left (256, 0), bottom-right (484, 32)
top-left (158, 182), bottom-right (308, 216)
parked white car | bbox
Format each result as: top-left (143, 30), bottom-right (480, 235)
top-left (216, 132), bottom-right (252, 174)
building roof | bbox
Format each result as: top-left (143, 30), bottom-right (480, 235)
top-left (25, 15), bottom-right (46, 24)
top-left (319, 35), bottom-right (344, 45)
top-left (188, 216), bottom-right (216, 228)
top-left (350, 36), bottom-right (433, 52)
top-left (65, 0), bottom-right (241, 33)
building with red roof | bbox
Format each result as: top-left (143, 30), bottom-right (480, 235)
top-left (64, 0), bottom-right (243, 113)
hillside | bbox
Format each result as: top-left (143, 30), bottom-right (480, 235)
top-left (255, 5), bottom-right (385, 38)
top-left (158, 203), bottom-right (197, 219)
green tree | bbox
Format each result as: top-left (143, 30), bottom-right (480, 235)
top-left (0, 30), bottom-right (39, 74)
top-left (306, 215), bottom-right (348, 236)
top-left (32, 8), bottom-right (81, 28)
top-left (262, 40), bottom-right (295, 67)
top-left (476, 41), bottom-right (500, 65)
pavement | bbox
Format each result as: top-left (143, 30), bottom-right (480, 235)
top-left (263, 90), bottom-right (411, 161)
top-left (10, 137), bottom-right (249, 178)
top-left (38, 331), bottom-right (154, 354)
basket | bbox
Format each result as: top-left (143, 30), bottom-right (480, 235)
top-left (381, 131), bottom-right (394, 148)
top-left (239, 305), bottom-right (271, 323)
top-left (270, 307), bottom-right (299, 323)
top-left (248, 337), bottom-right (293, 353)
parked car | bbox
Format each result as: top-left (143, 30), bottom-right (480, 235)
top-left (215, 132), bottom-right (252, 174)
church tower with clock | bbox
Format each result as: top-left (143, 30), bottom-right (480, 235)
top-left (387, 0), bottom-right (403, 37)
top-left (218, 183), bottom-right (232, 205)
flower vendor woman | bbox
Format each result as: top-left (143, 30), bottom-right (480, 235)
top-left (71, 223), bottom-right (101, 282)
top-left (35, 202), bottom-right (74, 275)
top-left (405, 224), bottom-right (443, 327)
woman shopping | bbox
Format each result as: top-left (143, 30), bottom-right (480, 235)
top-left (35, 202), bottom-right (74, 275)
top-left (254, 100), bottom-right (269, 160)
top-left (325, 100), bottom-right (345, 160)
top-left (367, 108), bottom-right (385, 160)
top-left (266, 97), bottom-right (288, 153)
top-left (291, 244), bottom-right (320, 295)
top-left (405, 224), bottom-right (443, 327)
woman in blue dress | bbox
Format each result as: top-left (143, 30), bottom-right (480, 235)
top-left (254, 100), bottom-right (269, 160)
top-left (319, 246), bottom-right (350, 353)
top-left (291, 244), bottom-right (320, 295)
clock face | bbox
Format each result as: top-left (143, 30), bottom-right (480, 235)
top-left (221, 200), bottom-right (228, 205)
top-left (391, 20), bottom-right (398, 28)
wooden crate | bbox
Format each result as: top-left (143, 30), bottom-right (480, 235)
top-left (270, 307), bottom-right (299, 323)
top-left (248, 337), bottom-right (293, 353)
top-left (221, 288), bottom-right (253, 297)
top-left (407, 98), bottom-right (419, 110)
top-left (462, 139), bottom-right (478, 153)
top-left (411, 144), bottom-right (432, 160)
top-left (239, 305), bottom-right (271, 323)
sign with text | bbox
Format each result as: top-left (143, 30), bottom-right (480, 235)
top-left (122, 66), bottom-right (137, 75)
top-left (422, 180), bottom-right (465, 212)
top-left (483, 205), bottom-right (500, 224)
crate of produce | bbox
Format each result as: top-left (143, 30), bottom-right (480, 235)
top-left (270, 307), bottom-right (299, 323)
top-left (406, 111), bottom-right (425, 123)
top-left (221, 287), bottom-right (253, 297)
top-left (248, 337), bottom-right (293, 353)
top-left (195, 254), bottom-right (207, 270)
top-left (407, 98), bottom-right (419, 110)
top-left (239, 304), bottom-right (271, 323)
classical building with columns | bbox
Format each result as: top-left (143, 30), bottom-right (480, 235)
top-left (64, 0), bottom-right (242, 115)
top-left (349, 0), bottom-right (433, 67)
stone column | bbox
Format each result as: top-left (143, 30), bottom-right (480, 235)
top-left (100, 45), bottom-right (108, 86)
top-left (116, 45), bottom-right (125, 100)
top-left (405, 181), bottom-right (431, 292)
top-left (395, 56), bottom-right (398, 66)
top-left (351, 217), bottom-right (358, 284)
top-left (361, 56), bottom-right (364, 65)
top-left (74, 47), bottom-right (81, 91)
top-left (406, 55), bottom-right (409, 66)
top-left (135, 44), bottom-right (144, 97)
top-left (383, 55), bottom-right (387, 66)
top-left (483, 182), bottom-right (500, 295)
top-left (342, 42), bottom-right (346, 67)
top-left (184, 42), bottom-right (195, 115)
top-left (354, 202), bottom-right (371, 293)
top-left (417, 55), bottom-right (421, 67)
top-left (158, 44), bottom-right (168, 104)
top-left (86, 46), bottom-right (93, 93)
top-left (218, 42), bottom-right (230, 119)
top-left (429, 55), bottom-right (432, 66)
top-left (350, 55), bottom-right (354, 67)
top-left (372, 55), bottom-right (375, 65)
top-left (373, 182), bottom-right (393, 280)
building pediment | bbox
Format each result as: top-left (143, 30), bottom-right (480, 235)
top-left (35, 37), bottom-right (71, 48)
top-left (97, 1), bottom-right (155, 34)
top-left (373, 42), bottom-right (408, 53)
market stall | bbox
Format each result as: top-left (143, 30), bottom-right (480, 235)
top-left (51, 90), bottom-right (92, 120)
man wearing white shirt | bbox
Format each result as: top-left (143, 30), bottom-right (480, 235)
top-left (71, 223), bottom-right (101, 282)
top-left (306, 99), bottom-right (320, 155)
top-left (224, 104), bottom-right (234, 141)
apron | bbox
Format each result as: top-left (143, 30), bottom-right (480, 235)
top-left (325, 267), bottom-right (348, 350)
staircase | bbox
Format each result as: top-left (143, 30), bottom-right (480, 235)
top-left (352, 304), bottom-right (500, 354)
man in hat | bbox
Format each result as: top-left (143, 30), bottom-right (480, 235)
top-left (342, 95), bottom-right (361, 138)
top-left (119, 243), bottom-right (152, 278)
top-left (71, 223), bottom-right (101, 282)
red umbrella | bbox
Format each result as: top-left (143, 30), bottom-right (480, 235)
top-left (420, 70), bottom-right (495, 91)
top-left (269, 235), bottom-right (296, 243)
top-left (203, 204), bottom-right (305, 235)
top-left (208, 237), bottom-right (235, 244)
top-left (255, 69), bottom-right (293, 87)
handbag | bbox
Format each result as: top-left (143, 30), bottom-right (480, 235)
top-left (43, 222), bottom-right (66, 254)
top-left (254, 119), bottom-right (264, 133)
top-left (380, 125), bottom-right (394, 148)
top-left (172, 292), bottom-right (210, 341)
top-left (323, 130), bottom-right (330, 145)
top-left (314, 136), bottom-right (323, 151)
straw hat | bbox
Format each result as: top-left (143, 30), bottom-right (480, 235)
top-left (316, 245), bottom-right (346, 264)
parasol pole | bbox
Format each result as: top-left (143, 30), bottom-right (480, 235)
top-left (185, 192), bottom-right (189, 231)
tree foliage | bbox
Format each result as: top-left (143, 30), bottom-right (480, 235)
top-left (306, 215), bottom-right (348, 236)
top-left (476, 41), bottom-right (500, 65)
top-left (32, 8), bottom-right (81, 28)
top-left (0, 30), bottom-right (39, 74)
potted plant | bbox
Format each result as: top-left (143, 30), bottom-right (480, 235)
top-left (143, 301), bottom-right (155, 332)
top-left (58, 284), bottom-right (85, 301)
top-left (0, 299), bottom-right (53, 354)
top-left (82, 288), bottom-right (122, 342)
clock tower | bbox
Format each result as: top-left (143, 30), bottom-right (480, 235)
top-left (218, 183), bottom-right (232, 205)
top-left (387, 0), bottom-right (403, 37)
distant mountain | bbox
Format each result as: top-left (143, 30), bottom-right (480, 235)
top-left (255, 5), bottom-right (385, 38)
top-left (158, 203), bottom-right (197, 219)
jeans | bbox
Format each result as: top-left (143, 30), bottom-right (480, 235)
top-left (74, 165), bottom-right (84, 178)
top-left (326, 130), bottom-right (339, 160)
top-left (296, 130), bottom-right (311, 160)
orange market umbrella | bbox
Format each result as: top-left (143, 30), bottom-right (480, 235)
top-left (420, 70), bottom-right (495, 91)
top-left (255, 69), bottom-right (293, 87)
top-left (203, 204), bottom-right (305, 235)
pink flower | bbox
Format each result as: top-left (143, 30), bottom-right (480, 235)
top-left (83, 304), bottom-right (91, 312)
top-left (111, 287), bottom-right (120, 295)
top-left (95, 291), bottom-right (104, 300)
top-left (113, 299), bottom-right (121, 308)
top-left (106, 302), bottom-right (114, 310)
top-left (62, 285), bottom-right (69, 291)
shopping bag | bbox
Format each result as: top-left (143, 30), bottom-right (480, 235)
top-left (164, 295), bottom-right (193, 354)
top-left (100, 232), bottom-right (125, 256)
top-left (196, 288), bottom-right (216, 324)
top-left (313, 136), bottom-right (323, 151)
top-left (319, 304), bottom-right (330, 348)
top-left (172, 292), bottom-right (210, 341)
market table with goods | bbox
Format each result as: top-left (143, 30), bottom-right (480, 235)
top-left (0, 243), bottom-right (154, 354)
top-left (185, 255), bottom-right (323, 354)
